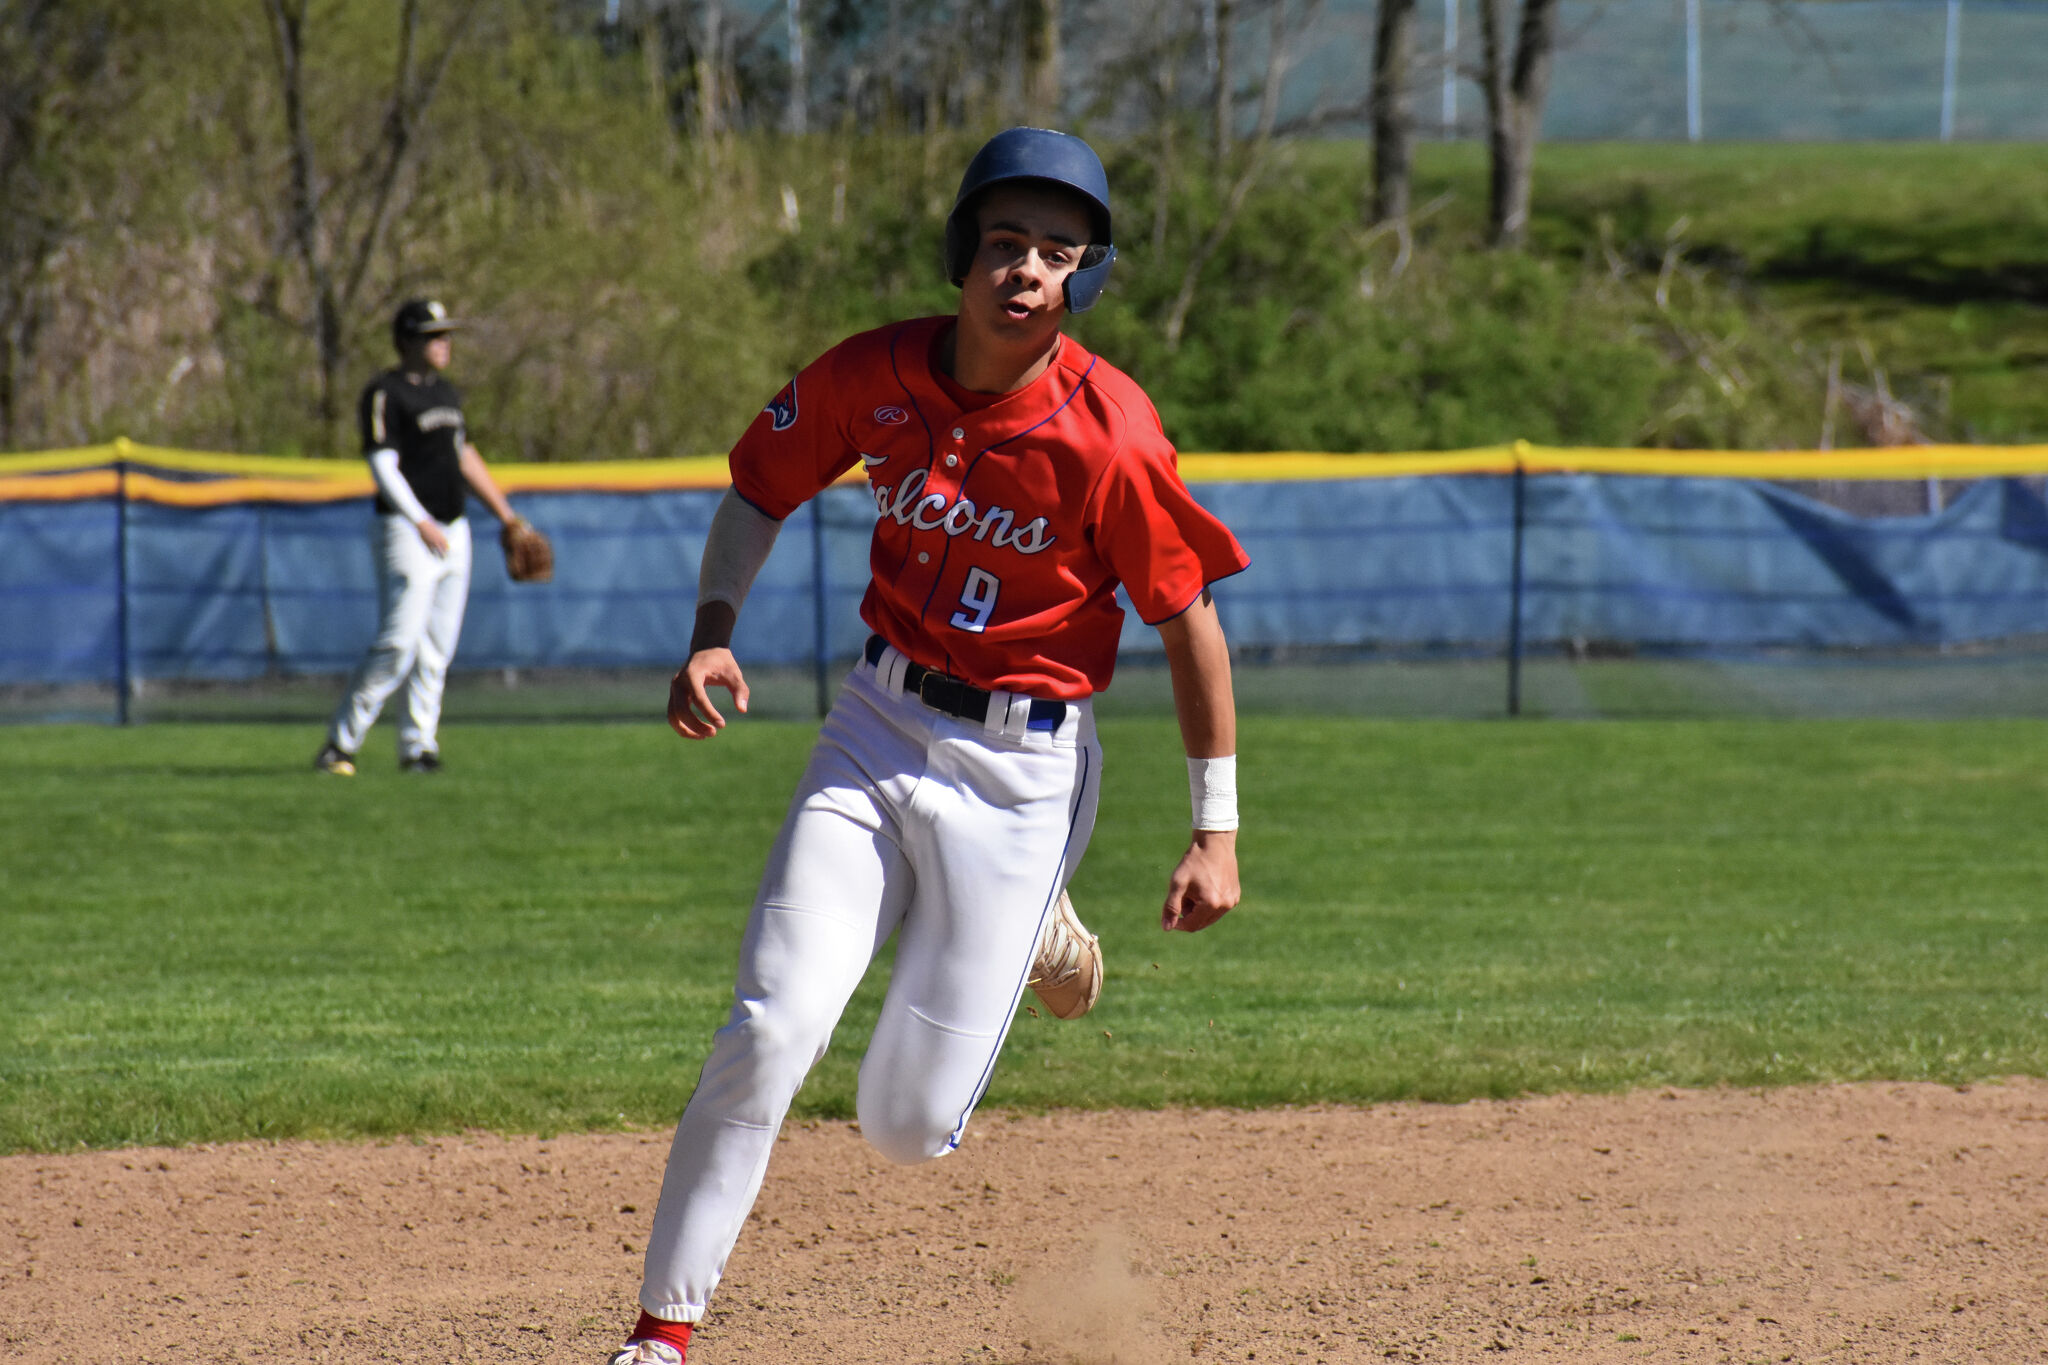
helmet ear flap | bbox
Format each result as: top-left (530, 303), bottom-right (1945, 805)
top-left (1063, 245), bottom-right (1116, 313)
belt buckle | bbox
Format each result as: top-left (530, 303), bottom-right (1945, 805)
top-left (915, 670), bottom-right (946, 711)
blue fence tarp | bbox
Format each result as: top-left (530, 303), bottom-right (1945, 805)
top-left (1, 498), bottom-right (122, 684)
top-left (6, 475), bottom-right (2048, 689)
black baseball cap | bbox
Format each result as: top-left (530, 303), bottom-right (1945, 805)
top-left (392, 298), bottom-right (462, 341)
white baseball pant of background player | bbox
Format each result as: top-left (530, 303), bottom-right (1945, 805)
top-left (637, 641), bottom-right (1101, 1320)
top-left (326, 512), bottom-right (472, 759)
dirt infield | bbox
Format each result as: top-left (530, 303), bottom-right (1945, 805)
top-left (6, 1081), bottom-right (2047, 1364)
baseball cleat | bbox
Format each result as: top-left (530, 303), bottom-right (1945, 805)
top-left (606, 1342), bottom-right (685, 1365)
top-left (399, 751), bottom-right (443, 774)
top-left (1028, 889), bottom-right (1102, 1020)
top-left (313, 743), bottom-right (356, 776)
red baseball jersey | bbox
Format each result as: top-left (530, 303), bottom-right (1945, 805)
top-left (729, 315), bottom-right (1248, 701)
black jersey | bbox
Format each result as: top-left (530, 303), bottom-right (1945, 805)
top-left (358, 368), bottom-right (468, 523)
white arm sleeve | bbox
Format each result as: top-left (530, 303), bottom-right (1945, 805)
top-left (367, 448), bottom-right (435, 525)
top-left (698, 486), bottom-right (784, 614)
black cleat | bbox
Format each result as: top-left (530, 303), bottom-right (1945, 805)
top-left (314, 743), bottom-right (357, 776)
top-left (400, 751), bottom-right (444, 774)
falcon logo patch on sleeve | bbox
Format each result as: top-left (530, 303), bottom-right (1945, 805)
top-left (765, 379), bottom-right (799, 432)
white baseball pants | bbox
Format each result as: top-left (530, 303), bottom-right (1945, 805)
top-left (638, 647), bottom-right (1101, 1323)
top-left (326, 513), bottom-right (471, 759)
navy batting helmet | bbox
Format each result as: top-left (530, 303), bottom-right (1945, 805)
top-left (945, 127), bottom-right (1116, 314)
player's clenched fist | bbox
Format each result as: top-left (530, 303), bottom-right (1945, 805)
top-left (1162, 830), bottom-right (1240, 933)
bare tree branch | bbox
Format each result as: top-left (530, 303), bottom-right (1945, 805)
top-left (262, 0), bottom-right (346, 421)
top-left (1478, 0), bottom-right (1560, 248)
top-left (1209, 0), bottom-right (1234, 176)
top-left (1021, 0), bottom-right (1060, 125)
top-left (341, 0), bottom-right (486, 312)
top-left (260, 0), bottom-right (482, 436)
top-left (1166, 0), bottom-right (1318, 351)
top-left (1369, 0), bottom-right (1416, 227)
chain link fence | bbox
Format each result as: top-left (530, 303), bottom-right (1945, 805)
top-left (12, 445), bottom-right (2048, 724)
top-left (1286, 0), bottom-right (2048, 141)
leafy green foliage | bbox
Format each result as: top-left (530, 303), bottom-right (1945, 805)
top-left (4, 718), bottom-right (2046, 1152)
top-left (1506, 142), bottom-right (2048, 445)
top-left (4, 0), bottom-right (2043, 457)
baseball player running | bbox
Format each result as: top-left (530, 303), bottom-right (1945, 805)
top-left (314, 299), bottom-right (540, 775)
top-left (607, 127), bottom-right (1248, 1365)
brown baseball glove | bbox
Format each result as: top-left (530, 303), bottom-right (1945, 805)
top-left (500, 517), bottom-right (554, 583)
top-left (1027, 889), bottom-right (1102, 1020)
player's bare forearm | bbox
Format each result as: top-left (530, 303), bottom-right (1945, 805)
top-left (1156, 592), bottom-right (1241, 930)
top-left (669, 600), bottom-right (748, 740)
top-left (1156, 591), bottom-right (1236, 759)
top-left (458, 443), bottom-right (518, 524)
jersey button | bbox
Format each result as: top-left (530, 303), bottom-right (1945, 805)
top-left (952, 427), bottom-right (965, 440)
top-left (945, 454), bottom-right (958, 467)
top-left (917, 552), bottom-right (930, 564)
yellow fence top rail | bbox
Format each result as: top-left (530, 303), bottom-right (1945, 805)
top-left (4, 438), bottom-right (2047, 499)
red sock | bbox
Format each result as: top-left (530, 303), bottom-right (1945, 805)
top-left (630, 1310), bottom-right (693, 1357)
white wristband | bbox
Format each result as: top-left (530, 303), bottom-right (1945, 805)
top-left (1187, 755), bottom-right (1239, 832)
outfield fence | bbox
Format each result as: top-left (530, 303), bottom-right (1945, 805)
top-left (6, 439), bottom-right (2048, 723)
top-left (1276, 0), bottom-right (2048, 142)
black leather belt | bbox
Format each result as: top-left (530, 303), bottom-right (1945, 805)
top-left (865, 635), bottom-right (1067, 731)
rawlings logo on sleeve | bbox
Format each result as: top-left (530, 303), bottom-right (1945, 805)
top-left (765, 379), bottom-right (799, 431)
top-left (870, 468), bottom-right (1055, 555)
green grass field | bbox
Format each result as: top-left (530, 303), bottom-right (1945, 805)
top-left (5, 717), bottom-right (2047, 1154)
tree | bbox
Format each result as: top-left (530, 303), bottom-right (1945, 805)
top-left (1165, 0), bottom-right (1322, 351)
top-left (1020, 0), bottom-right (1061, 125)
top-left (0, 3), bottom-right (121, 445)
top-left (784, 0), bottom-right (807, 134)
top-left (260, 0), bottom-right (483, 430)
top-left (1207, 0), bottom-right (1234, 175)
top-left (1477, 0), bottom-right (1561, 248)
top-left (1368, 0), bottom-right (1416, 227)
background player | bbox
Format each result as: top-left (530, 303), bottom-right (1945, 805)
top-left (606, 127), bottom-right (1247, 1365)
top-left (314, 299), bottom-right (539, 775)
